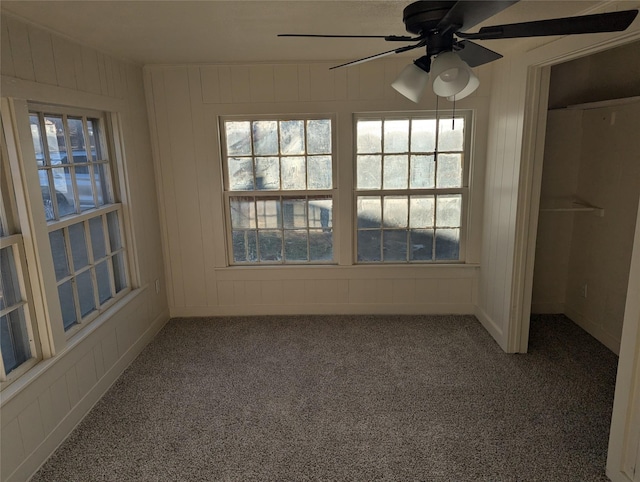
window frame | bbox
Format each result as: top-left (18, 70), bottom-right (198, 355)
top-left (352, 110), bottom-right (473, 264)
top-left (219, 114), bottom-right (338, 266)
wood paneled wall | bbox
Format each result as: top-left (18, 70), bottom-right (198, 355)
top-left (1, 14), bottom-right (168, 481)
top-left (144, 60), bottom-right (493, 318)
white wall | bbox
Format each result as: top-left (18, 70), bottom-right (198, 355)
top-left (144, 60), bottom-right (493, 318)
top-left (0, 14), bottom-right (168, 481)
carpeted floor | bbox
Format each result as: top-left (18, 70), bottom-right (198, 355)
top-left (32, 314), bottom-right (618, 481)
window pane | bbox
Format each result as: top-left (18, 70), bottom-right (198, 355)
top-left (357, 197), bottom-right (381, 229)
top-left (253, 121), bottom-right (278, 155)
top-left (52, 167), bottom-right (77, 216)
top-left (383, 230), bottom-right (407, 262)
top-left (30, 115), bottom-right (45, 165)
top-left (225, 121), bottom-right (252, 156)
top-left (76, 166), bottom-right (95, 211)
top-left (90, 216), bottom-right (107, 261)
top-left (383, 155), bottom-right (408, 190)
top-left (93, 163), bottom-right (110, 205)
top-left (410, 155), bottom-right (435, 189)
top-left (437, 154), bottom-right (462, 188)
top-left (309, 230), bottom-right (333, 261)
top-left (283, 199), bottom-right (307, 229)
top-left (308, 156), bottom-right (332, 190)
top-left (69, 222), bottom-right (89, 270)
top-left (0, 246), bottom-right (21, 309)
top-left (67, 118), bottom-right (87, 163)
top-left (309, 199), bottom-right (332, 229)
top-left (112, 253), bottom-right (127, 293)
top-left (44, 116), bottom-right (68, 163)
top-left (58, 280), bottom-right (77, 330)
top-left (435, 228), bottom-right (460, 260)
top-left (410, 230), bottom-right (434, 261)
top-left (230, 197), bottom-right (256, 229)
top-left (438, 118), bottom-right (464, 151)
top-left (357, 230), bottom-right (381, 262)
top-left (107, 211), bottom-right (122, 251)
top-left (87, 119), bottom-right (102, 160)
top-left (384, 120), bottom-right (409, 153)
top-left (232, 230), bottom-right (257, 262)
top-left (357, 120), bottom-right (382, 154)
top-left (410, 196), bottom-right (435, 228)
top-left (256, 199), bottom-right (281, 229)
top-left (228, 157), bottom-right (254, 191)
top-left (284, 230), bottom-right (308, 261)
top-left (411, 119), bottom-right (437, 152)
top-left (49, 230), bottom-right (70, 281)
top-left (280, 120), bottom-right (304, 155)
top-left (281, 156), bottom-right (305, 190)
top-left (40, 180), bottom-right (55, 221)
top-left (384, 197), bottom-right (408, 228)
top-left (436, 195), bottom-right (462, 228)
top-left (1, 309), bottom-right (31, 374)
top-left (357, 155), bottom-right (381, 190)
top-left (76, 270), bottom-right (96, 317)
top-left (258, 230), bottom-right (282, 261)
top-left (307, 119), bottom-right (331, 155)
top-left (95, 261), bottom-right (112, 304)
top-left (255, 157), bottom-right (280, 190)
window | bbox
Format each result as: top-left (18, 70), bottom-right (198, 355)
top-left (355, 113), bottom-right (470, 263)
top-left (0, 129), bottom-right (39, 382)
top-left (221, 117), bottom-right (335, 264)
top-left (29, 107), bottom-right (129, 333)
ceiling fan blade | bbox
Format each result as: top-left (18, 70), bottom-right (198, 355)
top-left (438, 1), bottom-right (520, 32)
top-left (278, 34), bottom-right (419, 42)
top-left (458, 9), bottom-right (639, 40)
top-left (330, 42), bottom-right (426, 70)
top-left (455, 40), bottom-right (503, 67)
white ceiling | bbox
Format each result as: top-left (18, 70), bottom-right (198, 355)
top-left (2, 0), bottom-right (627, 66)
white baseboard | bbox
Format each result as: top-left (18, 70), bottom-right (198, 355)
top-left (169, 303), bottom-right (477, 318)
top-left (10, 309), bottom-right (169, 482)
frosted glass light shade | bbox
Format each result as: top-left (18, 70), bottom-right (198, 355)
top-left (391, 63), bottom-right (430, 103)
top-left (431, 52), bottom-right (471, 98)
top-left (446, 70), bottom-right (479, 101)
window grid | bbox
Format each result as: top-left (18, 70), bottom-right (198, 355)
top-left (355, 114), bottom-right (470, 263)
top-left (29, 106), bottom-right (129, 333)
top-left (221, 116), bottom-right (335, 265)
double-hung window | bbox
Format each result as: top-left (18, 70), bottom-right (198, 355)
top-left (355, 112), bottom-right (471, 263)
top-left (29, 106), bottom-right (129, 334)
top-left (0, 128), bottom-right (39, 382)
top-left (221, 116), bottom-right (335, 264)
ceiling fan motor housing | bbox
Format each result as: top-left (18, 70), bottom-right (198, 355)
top-left (403, 1), bottom-right (457, 35)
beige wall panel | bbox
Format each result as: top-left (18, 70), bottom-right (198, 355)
top-left (1, 20), bottom-right (16, 77)
top-left (383, 60), bottom-right (403, 101)
top-left (75, 351), bottom-right (97, 400)
top-left (217, 65), bottom-right (234, 104)
top-left (149, 70), bottom-right (186, 307)
top-left (217, 280), bottom-right (235, 305)
top-left (72, 42), bottom-right (86, 93)
top-left (51, 36), bottom-right (78, 90)
top-left (200, 66), bottom-right (221, 104)
top-left (17, 400), bottom-right (45, 455)
top-left (1, 419), bottom-right (24, 479)
top-left (5, 15), bottom-right (35, 81)
top-left (162, 68), bottom-right (208, 308)
top-left (297, 64), bottom-right (311, 101)
top-left (230, 65), bottom-right (251, 103)
top-left (392, 279), bottom-right (416, 304)
top-left (250, 65), bottom-right (275, 103)
top-left (36, 388), bottom-right (56, 436)
top-left (261, 279), bottom-right (284, 305)
top-left (283, 278), bottom-right (307, 304)
top-left (47, 375), bottom-right (71, 428)
top-left (103, 56), bottom-right (116, 98)
top-left (96, 52), bottom-right (109, 96)
top-left (80, 46), bottom-right (102, 94)
top-left (309, 63), bottom-right (336, 102)
top-left (358, 62), bottom-right (386, 100)
top-left (346, 67), bottom-right (360, 100)
top-left (273, 64), bottom-right (299, 102)
top-left (415, 278), bottom-right (440, 303)
top-left (65, 369), bottom-right (80, 407)
top-left (101, 328), bottom-right (119, 372)
top-left (93, 342), bottom-right (105, 380)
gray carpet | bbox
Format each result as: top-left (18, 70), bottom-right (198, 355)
top-left (32, 314), bottom-right (618, 481)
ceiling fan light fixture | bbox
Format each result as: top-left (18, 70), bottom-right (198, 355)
top-left (446, 69), bottom-right (480, 101)
top-left (391, 56), bottom-right (431, 103)
top-left (431, 51), bottom-right (472, 98)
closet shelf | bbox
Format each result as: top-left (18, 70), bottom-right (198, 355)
top-left (539, 198), bottom-right (605, 217)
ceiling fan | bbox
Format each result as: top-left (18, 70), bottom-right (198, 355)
top-left (278, 1), bottom-right (638, 102)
